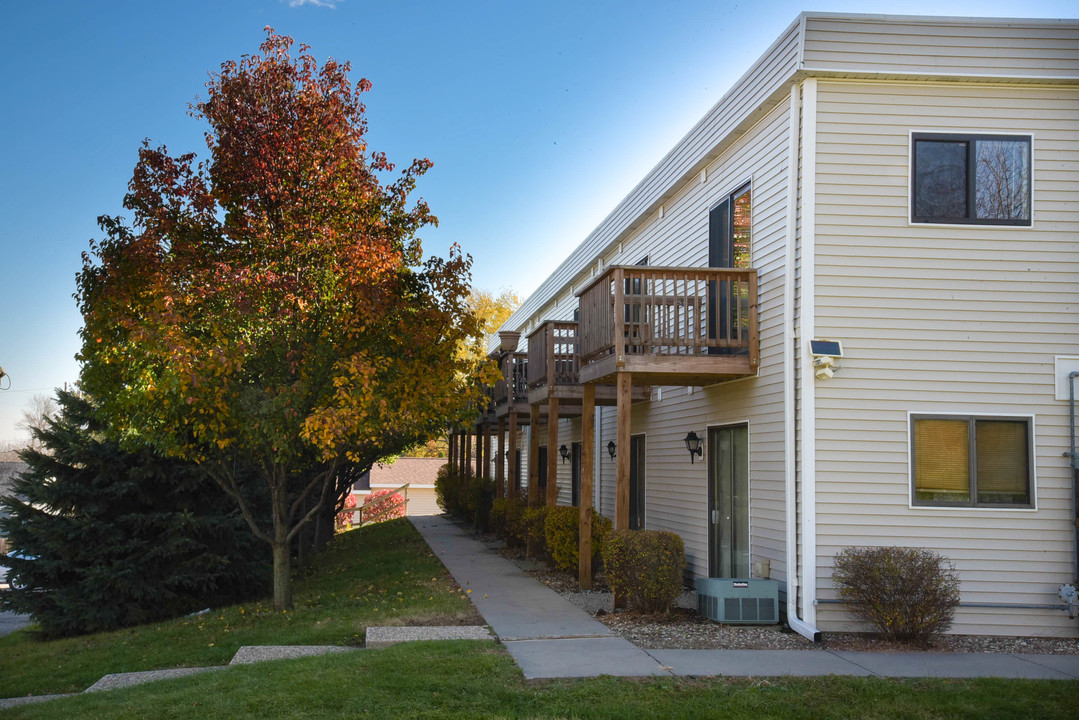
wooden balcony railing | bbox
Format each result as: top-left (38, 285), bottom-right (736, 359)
top-left (577, 265), bottom-right (758, 371)
top-left (493, 352), bottom-right (529, 406)
top-left (527, 321), bottom-right (579, 390)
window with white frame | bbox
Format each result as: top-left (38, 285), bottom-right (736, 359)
top-left (911, 133), bottom-right (1031, 225)
top-left (911, 415), bottom-right (1033, 508)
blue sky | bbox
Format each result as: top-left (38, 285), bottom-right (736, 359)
top-left (0, 0), bottom-right (1075, 444)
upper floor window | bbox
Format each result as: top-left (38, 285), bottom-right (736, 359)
top-left (911, 133), bottom-right (1031, 226)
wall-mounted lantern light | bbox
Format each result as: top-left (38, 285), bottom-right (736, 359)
top-left (683, 431), bottom-right (703, 463)
top-left (607, 440), bottom-right (616, 459)
top-left (559, 444), bottom-right (570, 463)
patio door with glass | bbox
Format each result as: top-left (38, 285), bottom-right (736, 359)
top-left (708, 424), bottom-right (749, 577)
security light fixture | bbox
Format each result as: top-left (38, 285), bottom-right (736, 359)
top-left (607, 440), bottom-right (616, 459)
top-left (684, 431), bottom-right (703, 463)
top-left (559, 444), bottom-right (570, 463)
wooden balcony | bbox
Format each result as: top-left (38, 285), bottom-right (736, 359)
top-left (492, 352), bottom-right (549, 422)
top-left (526, 320), bottom-right (647, 406)
top-left (576, 265), bottom-right (759, 386)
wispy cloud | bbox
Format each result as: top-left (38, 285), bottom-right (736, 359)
top-left (286, 0), bottom-right (338, 8)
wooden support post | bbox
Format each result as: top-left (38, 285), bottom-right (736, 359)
top-left (475, 431), bottom-right (483, 479)
top-left (448, 432), bottom-right (456, 474)
top-left (615, 372), bottom-right (631, 531)
top-left (496, 420), bottom-right (505, 498)
top-left (528, 403), bottom-right (540, 506)
top-left (507, 413), bottom-right (518, 499)
top-left (483, 423), bottom-right (492, 482)
top-left (546, 397), bottom-right (560, 506)
top-left (579, 383), bottom-right (595, 590)
top-left (475, 429), bottom-right (482, 480)
top-left (464, 430), bottom-right (472, 477)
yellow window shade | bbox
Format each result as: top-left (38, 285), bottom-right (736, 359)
top-left (914, 418), bottom-right (969, 496)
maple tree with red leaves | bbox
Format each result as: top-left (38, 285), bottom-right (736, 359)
top-left (77, 29), bottom-right (493, 610)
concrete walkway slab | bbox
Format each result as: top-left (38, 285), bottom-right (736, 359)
top-left (366, 625), bottom-right (495, 648)
top-left (506, 637), bottom-right (668, 679)
top-left (0, 694), bottom-right (75, 709)
top-left (832, 651), bottom-right (1079, 679)
top-left (411, 516), bottom-right (615, 641)
top-left (649, 649), bottom-right (873, 677)
top-left (230, 645), bottom-right (357, 665)
top-left (1016, 654), bottom-right (1079, 679)
top-left (85, 666), bottom-right (223, 692)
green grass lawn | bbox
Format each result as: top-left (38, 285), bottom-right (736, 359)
top-left (2, 517), bottom-right (1077, 719)
top-left (0, 519), bottom-right (479, 697)
top-left (1, 641), bottom-right (1077, 719)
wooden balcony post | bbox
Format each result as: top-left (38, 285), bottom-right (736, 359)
top-left (483, 423), bottom-right (492, 481)
top-left (546, 324), bottom-right (556, 391)
top-left (528, 403), bottom-right (540, 506)
top-left (507, 413), bottom-right (518, 499)
top-left (546, 397), bottom-right (559, 506)
top-left (496, 419), bottom-right (505, 498)
top-left (748, 270), bottom-right (760, 370)
top-left (579, 382), bottom-right (595, 590)
top-left (464, 430), bottom-right (472, 477)
top-left (615, 371), bottom-right (631, 530)
top-left (613, 268), bottom-right (625, 366)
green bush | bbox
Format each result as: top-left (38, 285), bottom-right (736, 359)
top-left (831, 546), bottom-right (961, 644)
top-left (502, 498), bottom-right (528, 547)
top-left (489, 497), bottom-right (508, 538)
top-left (468, 474), bottom-right (495, 531)
top-left (601, 529), bottom-right (685, 614)
top-left (521, 506), bottom-right (549, 559)
top-left (434, 463), bottom-right (473, 519)
top-left (544, 506), bottom-right (612, 574)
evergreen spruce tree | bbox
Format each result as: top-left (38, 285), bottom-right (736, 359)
top-left (0, 390), bottom-right (269, 637)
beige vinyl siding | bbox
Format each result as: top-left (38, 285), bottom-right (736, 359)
top-left (813, 79), bottom-right (1079, 637)
top-left (578, 98), bottom-right (794, 580)
top-left (803, 15), bottom-right (1079, 80)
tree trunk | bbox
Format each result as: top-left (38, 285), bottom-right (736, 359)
top-left (272, 537), bottom-right (293, 611)
top-left (272, 480), bottom-right (293, 611)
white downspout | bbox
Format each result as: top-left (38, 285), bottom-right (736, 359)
top-left (786, 79), bottom-right (821, 641)
top-left (798, 77), bottom-right (820, 636)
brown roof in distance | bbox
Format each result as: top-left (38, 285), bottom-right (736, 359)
top-left (353, 457), bottom-right (444, 493)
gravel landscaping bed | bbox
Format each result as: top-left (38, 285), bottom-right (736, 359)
top-left (502, 546), bottom-right (1079, 656)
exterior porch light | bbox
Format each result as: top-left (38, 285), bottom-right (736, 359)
top-left (684, 431), bottom-right (703, 463)
top-left (607, 440), bottom-right (616, 459)
top-left (559, 444), bottom-right (570, 463)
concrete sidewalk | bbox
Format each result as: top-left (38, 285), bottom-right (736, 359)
top-left (411, 516), bottom-right (1079, 681)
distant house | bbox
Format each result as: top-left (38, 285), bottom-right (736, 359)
top-left (352, 457), bottom-right (444, 516)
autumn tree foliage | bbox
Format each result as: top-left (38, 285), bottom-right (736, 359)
top-left (76, 29), bottom-right (488, 610)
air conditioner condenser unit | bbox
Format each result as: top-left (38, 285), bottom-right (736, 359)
top-left (696, 578), bottom-right (780, 625)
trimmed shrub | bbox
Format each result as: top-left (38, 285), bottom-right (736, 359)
top-left (832, 546), bottom-right (961, 644)
top-left (468, 474), bottom-right (495, 531)
top-left (544, 506), bottom-right (613, 574)
top-left (489, 498), bottom-right (508, 538)
top-left (521, 506), bottom-right (549, 559)
top-left (435, 463), bottom-right (473, 518)
top-left (502, 498), bottom-right (528, 547)
top-left (601, 529), bottom-right (685, 614)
